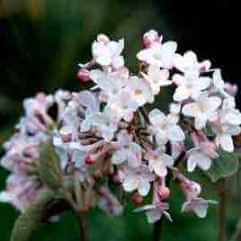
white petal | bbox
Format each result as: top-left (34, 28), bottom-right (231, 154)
top-left (195, 114), bottom-right (207, 130)
top-left (182, 103), bottom-right (199, 117)
top-left (123, 175), bottom-right (139, 192)
top-left (112, 150), bottom-right (128, 165)
top-left (187, 155), bottom-right (197, 172)
top-left (149, 109), bottom-right (166, 125)
top-left (197, 153), bottom-right (212, 171)
top-left (136, 49), bottom-right (151, 62)
top-left (112, 56), bottom-right (124, 69)
top-left (198, 77), bottom-right (211, 90)
top-left (194, 203), bottom-right (208, 218)
top-left (146, 210), bottom-right (162, 223)
top-left (220, 134), bottom-right (234, 152)
top-left (206, 97), bottom-right (222, 113)
top-left (154, 163), bottom-right (167, 177)
top-left (173, 86), bottom-right (191, 102)
top-left (138, 180), bottom-right (151, 196)
top-left (97, 55), bottom-right (112, 66)
top-left (167, 125), bottom-right (185, 142)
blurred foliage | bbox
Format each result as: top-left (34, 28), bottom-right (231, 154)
top-left (1, 0), bottom-right (241, 240)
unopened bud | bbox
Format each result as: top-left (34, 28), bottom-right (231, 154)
top-left (143, 30), bottom-right (159, 48)
top-left (132, 192), bottom-right (144, 206)
top-left (77, 69), bottom-right (90, 82)
top-left (97, 34), bottom-right (110, 44)
top-left (158, 186), bottom-right (170, 200)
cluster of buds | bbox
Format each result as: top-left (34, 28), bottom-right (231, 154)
top-left (1, 30), bottom-right (241, 224)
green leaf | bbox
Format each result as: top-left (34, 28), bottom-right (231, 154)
top-left (38, 141), bottom-right (63, 191)
top-left (10, 192), bottom-right (53, 241)
top-left (206, 149), bottom-right (240, 183)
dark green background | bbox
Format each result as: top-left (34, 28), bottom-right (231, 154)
top-left (1, 0), bottom-right (241, 240)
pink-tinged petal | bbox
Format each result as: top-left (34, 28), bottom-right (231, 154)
top-left (220, 134), bottom-right (234, 152)
top-left (206, 97), bottom-right (222, 112)
top-left (112, 56), bottom-right (124, 69)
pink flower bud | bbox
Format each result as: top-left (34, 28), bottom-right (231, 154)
top-left (97, 34), bottom-right (110, 44)
top-left (158, 186), bottom-right (170, 200)
top-left (132, 192), bottom-right (144, 206)
top-left (143, 30), bottom-right (161, 48)
top-left (77, 69), bottom-right (90, 82)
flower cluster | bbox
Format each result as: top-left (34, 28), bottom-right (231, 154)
top-left (1, 30), bottom-right (240, 223)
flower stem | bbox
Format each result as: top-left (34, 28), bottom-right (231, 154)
top-left (218, 179), bottom-right (227, 241)
top-left (76, 212), bottom-right (88, 241)
top-left (153, 219), bottom-right (163, 241)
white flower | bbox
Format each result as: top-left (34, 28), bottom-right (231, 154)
top-left (211, 98), bottom-right (241, 152)
top-left (141, 65), bottom-right (172, 95)
top-left (89, 69), bottom-right (128, 100)
top-left (213, 124), bottom-right (241, 152)
top-left (81, 107), bottom-right (118, 141)
top-left (92, 34), bottom-right (124, 69)
top-left (174, 51), bottom-right (211, 74)
top-left (125, 76), bottom-right (154, 106)
top-left (145, 149), bottom-right (174, 177)
top-left (137, 41), bottom-right (177, 69)
top-left (119, 165), bottom-right (154, 196)
top-left (169, 103), bottom-right (181, 115)
top-left (134, 203), bottom-right (172, 223)
top-left (182, 198), bottom-right (217, 218)
top-left (220, 97), bottom-right (241, 126)
top-left (149, 109), bottom-right (185, 144)
top-left (182, 94), bottom-right (222, 130)
top-left (107, 91), bottom-right (139, 122)
top-left (112, 131), bottom-right (142, 168)
top-left (173, 72), bottom-right (211, 102)
top-left (187, 148), bottom-right (212, 172)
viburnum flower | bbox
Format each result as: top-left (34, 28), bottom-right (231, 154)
top-left (182, 198), bottom-right (217, 218)
top-left (173, 71), bottom-right (211, 102)
top-left (125, 76), bottom-right (154, 106)
top-left (141, 65), bottom-right (171, 95)
top-left (89, 69), bottom-right (128, 100)
top-left (81, 108), bottom-right (118, 141)
top-left (145, 148), bottom-right (174, 177)
top-left (186, 148), bottom-right (212, 172)
top-left (91, 34), bottom-right (124, 69)
top-left (106, 91), bottom-right (139, 122)
top-left (111, 130), bottom-right (142, 168)
top-left (119, 165), bottom-right (154, 196)
top-left (1, 30), bottom-right (240, 230)
top-left (211, 98), bottom-right (241, 152)
top-left (137, 37), bottom-right (177, 69)
top-left (149, 109), bottom-right (185, 145)
top-left (174, 51), bottom-right (211, 74)
top-left (135, 202), bottom-right (172, 223)
top-left (182, 93), bottom-right (222, 130)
